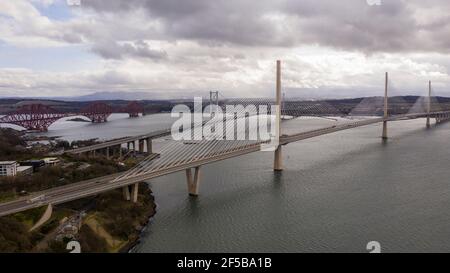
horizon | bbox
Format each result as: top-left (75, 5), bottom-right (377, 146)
top-left (2, 92), bottom-right (450, 102)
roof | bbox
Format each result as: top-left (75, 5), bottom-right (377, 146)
top-left (17, 166), bottom-right (33, 171)
top-left (0, 161), bottom-right (17, 165)
top-left (20, 160), bottom-right (45, 163)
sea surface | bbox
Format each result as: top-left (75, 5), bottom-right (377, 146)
top-left (6, 113), bottom-right (450, 252)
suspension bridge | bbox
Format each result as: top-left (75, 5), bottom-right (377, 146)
top-left (1, 61), bottom-right (450, 218)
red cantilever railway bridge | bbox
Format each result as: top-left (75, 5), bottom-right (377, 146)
top-left (0, 101), bottom-right (144, 132)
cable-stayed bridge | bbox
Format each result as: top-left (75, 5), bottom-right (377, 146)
top-left (1, 63), bottom-right (450, 218)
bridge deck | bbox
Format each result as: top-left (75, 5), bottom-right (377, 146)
top-left (66, 128), bottom-right (172, 154)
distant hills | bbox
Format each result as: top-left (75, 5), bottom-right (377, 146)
top-left (55, 91), bottom-right (164, 101)
top-left (0, 91), bottom-right (207, 102)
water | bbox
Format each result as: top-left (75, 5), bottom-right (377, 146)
top-left (33, 115), bottom-right (450, 252)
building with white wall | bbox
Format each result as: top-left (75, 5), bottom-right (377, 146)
top-left (0, 161), bottom-right (18, 177)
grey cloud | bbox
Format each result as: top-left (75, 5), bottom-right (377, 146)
top-left (79, 0), bottom-right (450, 53)
top-left (91, 40), bottom-right (168, 60)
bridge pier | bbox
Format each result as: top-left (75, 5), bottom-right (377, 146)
top-left (118, 144), bottom-right (123, 159)
top-left (382, 121), bottom-right (388, 140)
top-left (127, 141), bottom-right (136, 151)
top-left (123, 184), bottom-right (139, 202)
top-left (273, 60), bottom-right (283, 171)
top-left (186, 166), bottom-right (201, 196)
top-left (274, 146), bottom-right (283, 171)
top-left (146, 138), bottom-right (152, 154)
top-left (131, 183), bottom-right (139, 203)
top-left (427, 81), bottom-right (432, 128)
top-left (122, 186), bottom-right (131, 201)
top-left (139, 139), bottom-right (145, 153)
top-left (382, 72), bottom-right (389, 140)
top-left (106, 147), bottom-right (110, 159)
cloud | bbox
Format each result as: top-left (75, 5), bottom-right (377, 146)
top-left (1, 0), bottom-right (450, 98)
top-left (91, 40), bottom-right (168, 60)
top-left (79, 0), bottom-right (450, 53)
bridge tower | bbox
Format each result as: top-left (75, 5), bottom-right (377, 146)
top-left (426, 81), bottom-right (431, 128)
top-left (274, 60), bottom-right (283, 171)
top-left (186, 166), bottom-right (201, 196)
top-left (210, 91), bottom-right (219, 107)
top-left (382, 72), bottom-right (388, 140)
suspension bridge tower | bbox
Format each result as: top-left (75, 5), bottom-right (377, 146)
top-left (209, 91), bottom-right (219, 109)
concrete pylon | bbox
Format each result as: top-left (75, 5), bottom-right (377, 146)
top-left (274, 60), bottom-right (283, 171)
top-left (274, 146), bottom-right (282, 171)
top-left (426, 80), bottom-right (431, 128)
top-left (139, 139), bottom-right (144, 153)
top-left (131, 183), bottom-right (139, 203)
top-left (186, 166), bottom-right (201, 196)
top-left (382, 72), bottom-right (388, 140)
top-left (146, 138), bottom-right (152, 154)
top-left (106, 147), bottom-right (110, 159)
top-left (122, 186), bottom-right (131, 201)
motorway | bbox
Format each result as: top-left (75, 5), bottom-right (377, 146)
top-left (0, 112), bottom-right (442, 217)
top-left (0, 173), bottom-right (121, 217)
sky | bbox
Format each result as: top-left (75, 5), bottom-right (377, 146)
top-left (0, 0), bottom-right (449, 99)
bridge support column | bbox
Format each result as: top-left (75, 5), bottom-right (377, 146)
top-left (382, 72), bottom-right (389, 140)
top-left (382, 121), bottom-right (388, 140)
top-left (427, 80), bottom-right (432, 128)
top-left (273, 60), bottom-right (283, 171)
top-left (186, 166), bottom-right (201, 196)
top-left (127, 141), bottom-right (136, 151)
top-left (139, 139), bottom-right (144, 153)
top-left (274, 146), bottom-right (283, 171)
top-left (118, 144), bottom-right (123, 159)
top-left (122, 186), bottom-right (131, 201)
top-left (106, 147), bottom-right (110, 159)
top-left (131, 183), bottom-right (139, 203)
top-left (146, 138), bottom-right (152, 154)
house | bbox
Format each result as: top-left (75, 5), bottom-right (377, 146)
top-left (19, 160), bottom-right (45, 172)
top-left (17, 166), bottom-right (33, 176)
top-left (0, 161), bottom-right (18, 176)
top-left (43, 157), bottom-right (60, 166)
